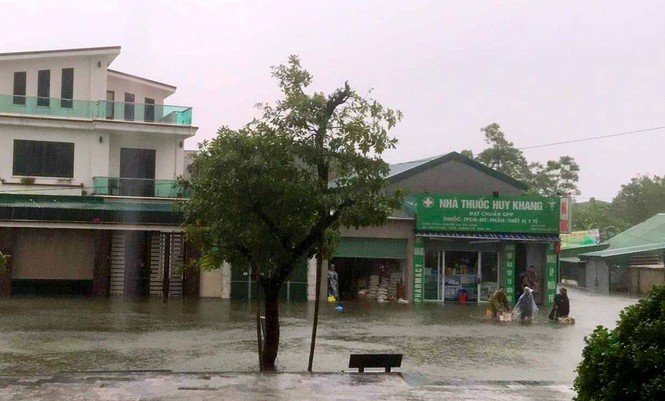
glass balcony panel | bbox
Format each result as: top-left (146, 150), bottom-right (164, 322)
top-left (93, 177), bottom-right (188, 198)
top-left (0, 94), bottom-right (91, 119)
top-left (0, 94), bottom-right (192, 126)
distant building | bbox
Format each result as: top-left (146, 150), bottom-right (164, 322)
top-left (561, 214), bottom-right (665, 294)
top-left (0, 46), bottom-right (197, 298)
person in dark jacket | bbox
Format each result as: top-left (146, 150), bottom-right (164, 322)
top-left (549, 287), bottom-right (570, 320)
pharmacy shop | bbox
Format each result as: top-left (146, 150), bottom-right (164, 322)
top-left (413, 194), bottom-right (565, 306)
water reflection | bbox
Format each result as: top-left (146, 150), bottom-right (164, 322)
top-left (0, 288), bottom-right (635, 382)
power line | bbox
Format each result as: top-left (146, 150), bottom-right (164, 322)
top-left (519, 125), bottom-right (665, 150)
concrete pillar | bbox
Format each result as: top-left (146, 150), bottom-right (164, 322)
top-left (307, 257), bottom-right (316, 301)
top-left (307, 257), bottom-right (329, 302)
top-left (199, 265), bottom-right (224, 298)
top-left (221, 262), bottom-right (231, 299)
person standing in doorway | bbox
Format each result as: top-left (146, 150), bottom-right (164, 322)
top-left (328, 264), bottom-right (339, 300)
top-left (521, 265), bottom-right (540, 301)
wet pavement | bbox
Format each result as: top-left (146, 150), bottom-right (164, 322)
top-left (0, 372), bottom-right (575, 400)
top-left (0, 287), bottom-right (636, 399)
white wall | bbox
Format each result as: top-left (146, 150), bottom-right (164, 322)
top-left (0, 55), bottom-right (112, 101)
top-left (200, 267), bottom-right (223, 298)
top-left (107, 74), bottom-right (172, 106)
top-left (0, 52), bottom-right (173, 107)
top-left (0, 122), bottom-right (109, 194)
top-left (108, 131), bottom-right (185, 179)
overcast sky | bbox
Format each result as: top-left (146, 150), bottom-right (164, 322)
top-left (2, 0), bottom-right (663, 201)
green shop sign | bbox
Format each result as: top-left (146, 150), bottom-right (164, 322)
top-left (545, 243), bottom-right (557, 307)
top-left (413, 237), bottom-right (425, 304)
top-left (417, 194), bottom-right (560, 234)
top-left (503, 243), bottom-right (516, 304)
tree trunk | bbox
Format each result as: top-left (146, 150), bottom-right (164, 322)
top-left (307, 252), bottom-right (323, 371)
top-left (261, 285), bottom-right (280, 370)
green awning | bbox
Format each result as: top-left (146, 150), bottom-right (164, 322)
top-left (0, 194), bottom-right (182, 225)
top-left (333, 237), bottom-right (407, 259)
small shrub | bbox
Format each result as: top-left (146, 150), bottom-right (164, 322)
top-left (574, 285), bottom-right (665, 400)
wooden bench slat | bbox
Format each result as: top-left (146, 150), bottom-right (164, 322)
top-left (348, 353), bottom-right (402, 373)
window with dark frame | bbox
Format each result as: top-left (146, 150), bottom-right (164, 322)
top-left (60, 68), bottom-right (74, 108)
top-left (13, 72), bottom-right (26, 105)
top-left (13, 140), bottom-right (75, 178)
top-left (124, 92), bottom-right (135, 121)
top-left (106, 90), bottom-right (115, 119)
top-left (144, 97), bottom-right (155, 122)
top-left (37, 70), bottom-right (50, 107)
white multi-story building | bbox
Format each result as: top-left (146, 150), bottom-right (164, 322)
top-left (0, 46), bottom-right (198, 298)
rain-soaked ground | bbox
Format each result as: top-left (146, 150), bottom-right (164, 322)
top-left (0, 287), bottom-right (637, 399)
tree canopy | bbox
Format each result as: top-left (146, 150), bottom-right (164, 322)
top-left (463, 123), bottom-right (580, 197)
top-left (182, 55), bottom-right (402, 370)
top-left (574, 285), bottom-right (665, 400)
top-left (572, 198), bottom-right (630, 241)
top-left (612, 174), bottom-right (665, 226)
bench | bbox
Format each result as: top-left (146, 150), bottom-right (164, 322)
top-left (348, 353), bottom-right (403, 373)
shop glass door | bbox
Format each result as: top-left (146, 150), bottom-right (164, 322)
top-left (443, 251), bottom-right (478, 301)
top-left (423, 250), bottom-right (442, 301)
top-left (480, 252), bottom-right (499, 302)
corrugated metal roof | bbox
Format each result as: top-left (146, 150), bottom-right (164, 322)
top-left (605, 214), bottom-right (665, 249)
top-left (580, 242), bottom-right (665, 258)
top-left (386, 156), bottom-right (440, 180)
top-left (416, 231), bottom-right (560, 242)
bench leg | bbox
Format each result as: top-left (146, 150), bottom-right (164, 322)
top-left (386, 367), bottom-right (391, 373)
top-left (358, 367), bottom-right (364, 373)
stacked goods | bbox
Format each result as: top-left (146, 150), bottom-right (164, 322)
top-left (388, 273), bottom-right (401, 299)
top-left (367, 275), bottom-right (380, 299)
top-left (377, 273), bottom-right (391, 303)
top-left (356, 277), bottom-right (369, 297)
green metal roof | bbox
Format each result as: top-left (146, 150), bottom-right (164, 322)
top-left (580, 242), bottom-right (665, 258)
top-left (605, 213), bottom-right (665, 249)
top-left (559, 243), bottom-right (610, 258)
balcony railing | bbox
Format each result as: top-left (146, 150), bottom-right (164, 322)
top-left (0, 94), bottom-right (192, 126)
top-left (93, 177), bottom-right (189, 198)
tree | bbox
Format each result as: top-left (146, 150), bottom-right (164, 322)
top-left (183, 56), bottom-right (402, 371)
top-left (474, 123), bottom-right (532, 184)
top-left (465, 123), bottom-right (580, 197)
top-left (612, 174), bottom-right (665, 226)
top-left (574, 285), bottom-right (665, 400)
top-left (572, 198), bottom-right (630, 241)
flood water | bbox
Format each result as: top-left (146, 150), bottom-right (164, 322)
top-left (0, 288), bottom-right (636, 383)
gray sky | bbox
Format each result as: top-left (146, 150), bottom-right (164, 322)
top-left (2, 0), bottom-right (664, 201)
